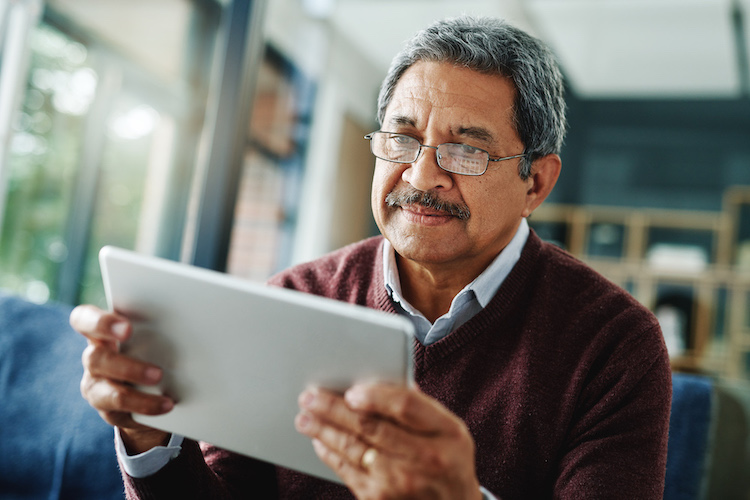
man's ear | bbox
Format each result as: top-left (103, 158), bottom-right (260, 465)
top-left (521, 153), bottom-right (561, 218)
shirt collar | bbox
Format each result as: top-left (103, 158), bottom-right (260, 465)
top-left (382, 218), bottom-right (530, 310)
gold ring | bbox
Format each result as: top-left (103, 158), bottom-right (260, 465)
top-left (360, 447), bottom-right (377, 470)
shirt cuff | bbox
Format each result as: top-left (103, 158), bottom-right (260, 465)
top-left (115, 428), bottom-right (184, 478)
top-left (481, 485), bottom-right (499, 500)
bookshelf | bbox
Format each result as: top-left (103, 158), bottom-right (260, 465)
top-left (529, 187), bottom-right (750, 380)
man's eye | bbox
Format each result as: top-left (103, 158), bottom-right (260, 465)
top-left (459, 144), bottom-right (481, 155)
top-left (391, 135), bottom-right (413, 145)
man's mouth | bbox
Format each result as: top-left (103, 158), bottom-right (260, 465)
top-left (385, 189), bottom-right (470, 221)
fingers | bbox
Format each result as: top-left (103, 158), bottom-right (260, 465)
top-left (296, 407), bottom-right (371, 468)
top-left (82, 343), bottom-right (163, 387)
top-left (295, 386), bottom-right (482, 499)
top-left (80, 341), bottom-right (173, 413)
top-left (81, 347), bottom-right (173, 420)
top-left (70, 304), bottom-right (130, 343)
top-left (310, 439), bottom-right (371, 493)
top-left (297, 404), bottom-right (391, 495)
top-left (82, 373), bottom-right (173, 418)
top-left (296, 387), bottom-right (425, 458)
top-left (74, 303), bottom-right (174, 443)
top-left (345, 383), bottom-right (461, 435)
top-left (75, 305), bottom-right (164, 391)
top-left (86, 377), bottom-right (173, 455)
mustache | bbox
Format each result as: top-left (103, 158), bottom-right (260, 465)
top-left (385, 188), bottom-right (471, 221)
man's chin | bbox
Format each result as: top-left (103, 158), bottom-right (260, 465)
top-left (388, 231), bottom-right (466, 265)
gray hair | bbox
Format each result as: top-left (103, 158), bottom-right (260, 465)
top-left (377, 16), bottom-right (566, 179)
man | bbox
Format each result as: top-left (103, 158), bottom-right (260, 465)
top-left (71, 16), bottom-right (671, 499)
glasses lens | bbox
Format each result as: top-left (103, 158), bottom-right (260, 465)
top-left (372, 133), bottom-right (418, 163)
top-left (437, 143), bottom-right (488, 175)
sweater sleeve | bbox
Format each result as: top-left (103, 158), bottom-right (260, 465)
top-left (553, 324), bottom-right (672, 499)
top-left (121, 439), bottom-right (278, 499)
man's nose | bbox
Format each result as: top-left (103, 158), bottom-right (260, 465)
top-left (402, 146), bottom-right (454, 192)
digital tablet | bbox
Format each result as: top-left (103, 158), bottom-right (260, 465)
top-left (99, 246), bottom-right (414, 484)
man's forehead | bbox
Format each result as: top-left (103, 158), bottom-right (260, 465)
top-left (391, 75), bottom-right (486, 106)
top-left (383, 67), bottom-right (515, 141)
top-left (396, 61), bottom-right (514, 93)
top-left (384, 86), bottom-right (499, 124)
top-left (385, 62), bottom-right (515, 116)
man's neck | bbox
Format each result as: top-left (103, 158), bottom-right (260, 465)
top-left (395, 254), bottom-right (490, 323)
top-left (385, 219), bottom-right (530, 324)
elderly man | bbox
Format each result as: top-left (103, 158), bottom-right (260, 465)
top-left (71, 16), bottom-right (671, 500)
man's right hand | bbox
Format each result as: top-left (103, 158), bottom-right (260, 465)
top-left (70, 305), bottom-right (174, 454)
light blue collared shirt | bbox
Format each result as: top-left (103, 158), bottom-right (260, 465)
top-left (383, 218), bottom-right (529, 345)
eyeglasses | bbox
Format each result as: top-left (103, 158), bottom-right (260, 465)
top-left (364, 131), bottom-right (526, 176)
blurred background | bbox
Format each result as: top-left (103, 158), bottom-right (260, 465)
top-left (1, 1), bottom-right (750, 497)
top-left (1, 0), bottom-right (750, 414)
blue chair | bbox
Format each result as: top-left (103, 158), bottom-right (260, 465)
top-left (0, 292), bottom-right (124, 499)
top-left (665, 373), bottom-right (713, 500)
top-left (665, 372), bottom-right (750, 499)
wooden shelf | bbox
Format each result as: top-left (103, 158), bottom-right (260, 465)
top-left (529, 187), bottom-right (750, 381)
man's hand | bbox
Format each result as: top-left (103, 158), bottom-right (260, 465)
top-left (70, 305), bottom-right (174, 454)
top-left (295, 384), bottom-right (482, 500)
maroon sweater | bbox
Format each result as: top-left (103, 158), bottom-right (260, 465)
top-left (123, 231), bottom-right (671, 499)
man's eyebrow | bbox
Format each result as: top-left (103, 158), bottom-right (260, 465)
top-left (384, 118), bottom-right (495, 143)
top-left (387, 115), bottom-right (417, 128)
top-left (456, 126), bottom-right (495, 144)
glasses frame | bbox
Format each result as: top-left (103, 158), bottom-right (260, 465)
top-left (364, 131), bottom-right (526, 176)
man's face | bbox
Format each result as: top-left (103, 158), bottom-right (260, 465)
top-left (371, 61), bottom-right (535, 274)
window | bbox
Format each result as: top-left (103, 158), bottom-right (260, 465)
top-left (0, 1), bottom-right (221, 306)
top-left (226, 46), bottom-right (315, 282)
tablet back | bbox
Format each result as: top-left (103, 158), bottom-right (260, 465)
top-left (99, 246), bottom-right (414, 484)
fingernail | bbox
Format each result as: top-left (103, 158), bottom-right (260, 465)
top-left (299, 389), bottom-right (315, 409)
top-left (345, 386), bottom-right (365, 408)
top-left (145, 367), bottom-right (162, 384)
top-left (111, 321), bottom-right (128, 340)
top-left (295, 412), bottom-right (311, 432)
top-left (72, 307), bottom-right (97, 332)
top-left (312, 439), bottom-right (325, 453)
top-left (161, 398), bottom-right (174, 412)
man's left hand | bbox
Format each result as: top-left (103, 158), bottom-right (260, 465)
top-left (295, 384), bottom-right (482, 500)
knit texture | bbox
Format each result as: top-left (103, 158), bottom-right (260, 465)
top-left (123, 231), bottom-right (671, 499)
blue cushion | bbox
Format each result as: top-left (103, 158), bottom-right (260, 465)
top-left (0, 292), bottom-right (123, 499)
top-left (664, 372), bottom-right (714, 500)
